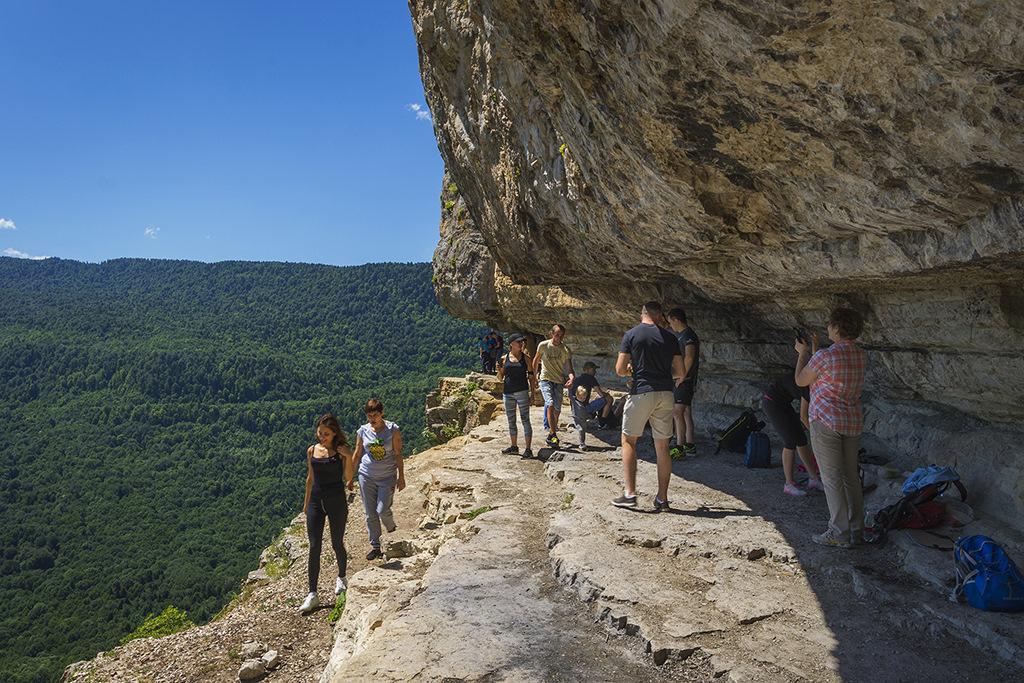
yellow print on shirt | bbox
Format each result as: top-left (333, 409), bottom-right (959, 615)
top-left (369, 438), bottom-right (387, 461)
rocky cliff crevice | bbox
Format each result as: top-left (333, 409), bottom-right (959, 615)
top-left (411, 0), bottom-right (1024, 528)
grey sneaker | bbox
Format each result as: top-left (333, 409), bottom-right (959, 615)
top-left (612, 494), bottom-right (637, 508)
top-left (300, 592), bottom-right (319, 614)
top-left (654, 497), bottom-right (671, 512)
top-left (501, 445), bottom-right (519, 455)
top-left (812, 530), bottom-right (853, 549)
top-left (335, 576), bottom-right (348, 594)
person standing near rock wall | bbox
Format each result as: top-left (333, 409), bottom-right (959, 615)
top-left (352, 399), bottom-right (405, 561)
top-left (300, 414), bottom-right (353, 614)
top-left (666, 307), bottom-right (700, 459)
top-left (760, 371), bottom-right (823, 497)
top-left (794, 308), bottom-right (867, 549)
top-left (532, 324), bottom-right (575, 447)
top-left (496, 333), bottom-right (537, 458)
top-left (613, 302), bottom-right (685, 511)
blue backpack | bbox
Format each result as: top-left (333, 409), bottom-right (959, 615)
top-left (744, 431), bottom-right (771, 468)
top-left (952, 535), bottom-right (1024, 612)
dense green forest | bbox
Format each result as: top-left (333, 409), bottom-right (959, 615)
top-left (0, 257), bottom-right (487, 682)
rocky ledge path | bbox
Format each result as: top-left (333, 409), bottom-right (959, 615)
top-left (66, 392), bottom-right (1024, 682)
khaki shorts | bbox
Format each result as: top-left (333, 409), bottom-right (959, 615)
top-left (621, 391), bottom-right (674, 439)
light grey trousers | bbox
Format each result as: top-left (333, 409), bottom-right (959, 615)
top-left (810, 420), bottom-right (863, 542)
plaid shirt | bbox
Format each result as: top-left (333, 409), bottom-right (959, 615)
top-left (808, 340), bottom-right (866, 435)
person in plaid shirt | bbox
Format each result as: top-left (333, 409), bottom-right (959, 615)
top-left (795, 308), bottom-right (867, 549)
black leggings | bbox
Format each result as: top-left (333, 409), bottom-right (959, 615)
top-left (306, 493), bottom-right (348, 592)
top-left (760, 396), bottom-right (809, 449)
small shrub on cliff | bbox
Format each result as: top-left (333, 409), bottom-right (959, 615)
top-left (328, 592), bottom-right (347, 624)
top-left (121, 606), bottom-right (195, 645)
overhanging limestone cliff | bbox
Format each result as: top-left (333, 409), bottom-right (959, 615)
top-left (411, 0), bottom-right (1024, 525)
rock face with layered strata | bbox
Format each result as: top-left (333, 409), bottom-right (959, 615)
top-left (411, 0), bottom-right (1024, 526)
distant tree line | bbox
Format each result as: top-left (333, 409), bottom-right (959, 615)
top-left (0, 257), bottom-right (487, 682)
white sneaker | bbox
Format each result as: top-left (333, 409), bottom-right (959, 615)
top-left (299, 592), bottom-right (319, 614)
top-left (335, 576), bottom-right (347, 594)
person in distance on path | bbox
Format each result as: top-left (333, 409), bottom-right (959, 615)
top-left (300, 414), bottom-right (353, 614)
top-left (613, 302), bottom-right (685, 512)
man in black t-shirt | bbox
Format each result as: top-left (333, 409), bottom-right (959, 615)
top-left (568, 361), bottom-right (614, 450)
top-left (613, 302), bottom-right (685, 511)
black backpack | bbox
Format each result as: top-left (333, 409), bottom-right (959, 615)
top-left (715, 409), bottom-right (765, 454)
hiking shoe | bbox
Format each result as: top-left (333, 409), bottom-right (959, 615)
top-left (682, 443), bottom-right (697, 458)
top-left (335, 576), bottom-right (348, 594)
top-left (612, 494), bottom-right (637, 508)
top-left (546, 434), bottom-right (560, 446)
top-left (300, 592), bottom-right (319, 614)
top-left (670, 446), bottom-right (684, 460)
top-left (521, 448), bottom-right (533, 459)
top-left (807, 478), bottom-right (825, 492)
top-left (578, 443), bottom-right (588, 451)
top-left (501, 445), bottom-right (519, 455)
top-left (812, 530), bottom-right (853, 549)
top-left (653, 497), bottom-right (671, 512)
top-left (783, 483), bottom-right (807, 497)
top-left (366, 547), bottom-right (383, 561)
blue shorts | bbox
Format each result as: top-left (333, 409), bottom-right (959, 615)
top-left (539, 379), bottom-right (564, 414)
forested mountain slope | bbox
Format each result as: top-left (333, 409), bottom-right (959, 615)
top-left (0, 257), bottom-right (487, 682)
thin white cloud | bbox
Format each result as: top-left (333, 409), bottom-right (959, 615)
top-left (4, 248), bottom-right (47, 260)
top-left (145, 227), bottom-right (161, 239)
top-left (0, 218), bottom-right (15, 230)
top-left (406, 103), bottom-right (432, 122)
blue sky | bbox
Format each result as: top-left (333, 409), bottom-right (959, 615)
top-left (0, 1), bottom-right (445, 266)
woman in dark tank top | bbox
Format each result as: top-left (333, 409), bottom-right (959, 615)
top-left (496, 333), bottom-right (538, 458)
top-left (299, 414), bottom-right (353, 614)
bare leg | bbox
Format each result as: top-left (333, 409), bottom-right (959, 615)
top-left (546, 404), bottom-right (558, 437)
top-left (653, 437), bottom-right (672, 502)
top-left (797, 444), bottom-right (818, 478)
top-left (621, 435), bottom-right (639, 496)
top-left (683, 405), bottom-right (695, 444)
top-left (782, 447), bottom-right (796, 484)
top-left (672, 404), bottom-right (685, 444)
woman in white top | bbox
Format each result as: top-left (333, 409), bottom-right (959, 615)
top-left (352, 398), bottom-right (405, 560)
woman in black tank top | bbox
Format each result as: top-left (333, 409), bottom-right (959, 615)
top-left (300, 414), bottom-right (353, 614)
top-left (496, 333), bottom-right (538, 457)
